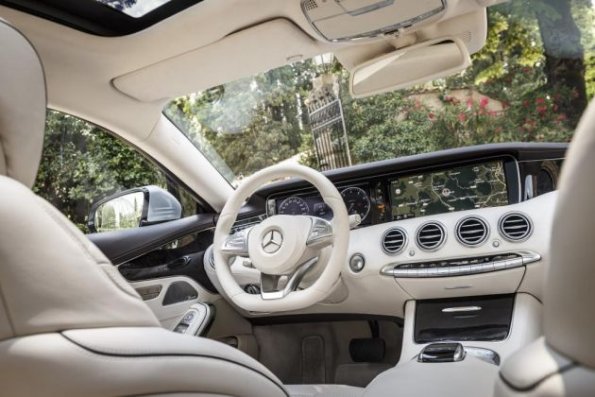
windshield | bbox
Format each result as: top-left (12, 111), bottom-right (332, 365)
top-left (164, 2), bottom-right (594, 187)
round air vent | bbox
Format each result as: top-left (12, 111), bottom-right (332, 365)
top-left (416, 222), bottom-right (446, 251)
top-left (382, 227), bottom-right (407, 254)
top-left (499, 213), bottom-right (532, 242)
top-left (456, 216), bottom-right (489, 247)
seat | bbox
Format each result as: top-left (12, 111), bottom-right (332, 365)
top-left (494, 99), bottom-right (595, 397)
top-left (0, 18), bottom-right (363, 397)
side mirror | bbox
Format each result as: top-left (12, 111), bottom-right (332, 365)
top-left (349, 37), bottom-right (471, 98)
top-left (88, 185), bottom-right (182, 233)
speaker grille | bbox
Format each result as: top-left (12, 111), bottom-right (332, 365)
top-left (303, 0), bottom-right (318, 11)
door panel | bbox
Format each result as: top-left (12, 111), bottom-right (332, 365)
top-left (131, 276), bottom-right (219, 328)
top-left (88, 214), bottom-right (216, 265)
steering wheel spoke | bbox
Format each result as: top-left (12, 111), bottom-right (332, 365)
top-left (306, 217), bottom-right (334, 248)
top-left (260, 257), bottom-right (319, 300)
top-left (221, 227), bottom-right (251, 257)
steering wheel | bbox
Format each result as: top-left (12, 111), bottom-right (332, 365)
top-left (213, 163), bottom-right (350, 312)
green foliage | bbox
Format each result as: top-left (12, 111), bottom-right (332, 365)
top-left (165, 58), bottom-right (331, 182)
top-left (169, 3), bottom-right (591, 182)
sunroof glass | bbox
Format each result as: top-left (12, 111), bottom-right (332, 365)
top-left (95, 0), bottom-right (173, 18)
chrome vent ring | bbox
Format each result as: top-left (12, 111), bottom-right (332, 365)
top-left (456, 216), bottom-right (489, 247)
top-left (382, 227), bottom-right (407, 254)
top-left (416, 222), bottom-right (446, 251)
top-left (499, 213), bottom-right (533, 242)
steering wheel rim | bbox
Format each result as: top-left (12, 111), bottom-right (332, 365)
top-left (213, 163), bottom-right (350, 313)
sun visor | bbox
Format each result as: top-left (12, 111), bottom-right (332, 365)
top-left (113, 19), bottom-right (326, 102)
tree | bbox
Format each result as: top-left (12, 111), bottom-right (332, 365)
top-left (534, 0), bottom-right (589, 125)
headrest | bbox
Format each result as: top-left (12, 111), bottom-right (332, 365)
top-left (0, 19), bottom-right (46, 188)
top-left (545, 99), bottom-right (595, 368)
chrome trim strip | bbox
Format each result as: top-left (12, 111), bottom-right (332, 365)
top-left (442, 306), bottom-right (482, 313)
top-left (380, 251), bottom-right (541, 278)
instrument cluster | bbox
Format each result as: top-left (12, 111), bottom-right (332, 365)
top-left (272, 186), bottom-right (373, 224)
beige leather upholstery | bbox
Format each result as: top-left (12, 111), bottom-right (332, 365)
top-left (0, 18), bottom-right (362, 397)
top-left (0, 176), bottom-right (162, 338)
top-left (0, 19), bottom-right (45, 188)
top-left (365, 356), bottom-right (499, 397)
top-left (286, 385), bottom-right (364, 397)
top-left (495, 100), bottom-right (595, 396)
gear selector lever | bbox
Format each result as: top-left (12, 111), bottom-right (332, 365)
top-left (418, 343), bottom-right (465, 363)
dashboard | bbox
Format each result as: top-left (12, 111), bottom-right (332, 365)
top-left (257, 146), bottom-right (562, 230)
top-left (107, 142), bottom-right (568, 331)
top-left (208, 143), bottom-right (567, 318)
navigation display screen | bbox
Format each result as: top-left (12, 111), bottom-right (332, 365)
top-left (390, 160), bottom-right (509, 220)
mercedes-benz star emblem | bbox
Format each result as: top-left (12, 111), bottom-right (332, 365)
top-left (262, 230), bottom-right (283, 254)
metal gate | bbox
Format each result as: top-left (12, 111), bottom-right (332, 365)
top-left (306, 76), bottom-right (352, 171)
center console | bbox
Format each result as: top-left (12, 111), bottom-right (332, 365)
top-left (360, 292), bottom-right (542, 396)
top-left (414, 294), bottom-right (515, 344)
top-left (363, 352), bottom-right (500, 397)
top-left (400, 292), bottom-right (542, 363)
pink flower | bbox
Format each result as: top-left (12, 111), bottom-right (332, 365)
top-left (535, 97), bottom-right (545, 104)
top-left (479, 97), bottom-right (489, 108)
top-left (458, 113), bottom-right (466, 122)
top-left (466, 98), bottom-right (474, 109)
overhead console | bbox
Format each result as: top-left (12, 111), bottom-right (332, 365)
top-left (301, 0), bottom-right (446, 42)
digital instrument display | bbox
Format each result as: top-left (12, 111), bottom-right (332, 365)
top-left (390, 160), bottom-right (509, 220)
top-left (275, 186), bottom-right (372, 223)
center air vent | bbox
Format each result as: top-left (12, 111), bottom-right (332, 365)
top-left (499, 213), bottom-right (532, 242)
top-left (456, 216), bottom-right (489, 247)
top-left (416, 222), bottom-right (446, 251)
top-left (382, 227), bottom-right (407, 254)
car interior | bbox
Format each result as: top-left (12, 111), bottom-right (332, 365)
top-left (0, 0), bottom-right (594, 396)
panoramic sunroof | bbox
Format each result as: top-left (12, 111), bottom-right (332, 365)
top-left (95, 0), bottom-right (172, 18)
top-left (1, 0), bottom-right (203, 36)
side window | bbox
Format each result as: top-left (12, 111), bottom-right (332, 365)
top-left (33, 110), bottom-right (198, 233)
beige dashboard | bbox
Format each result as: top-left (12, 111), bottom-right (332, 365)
top-left (205, 190), bottom-right (555, 318)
